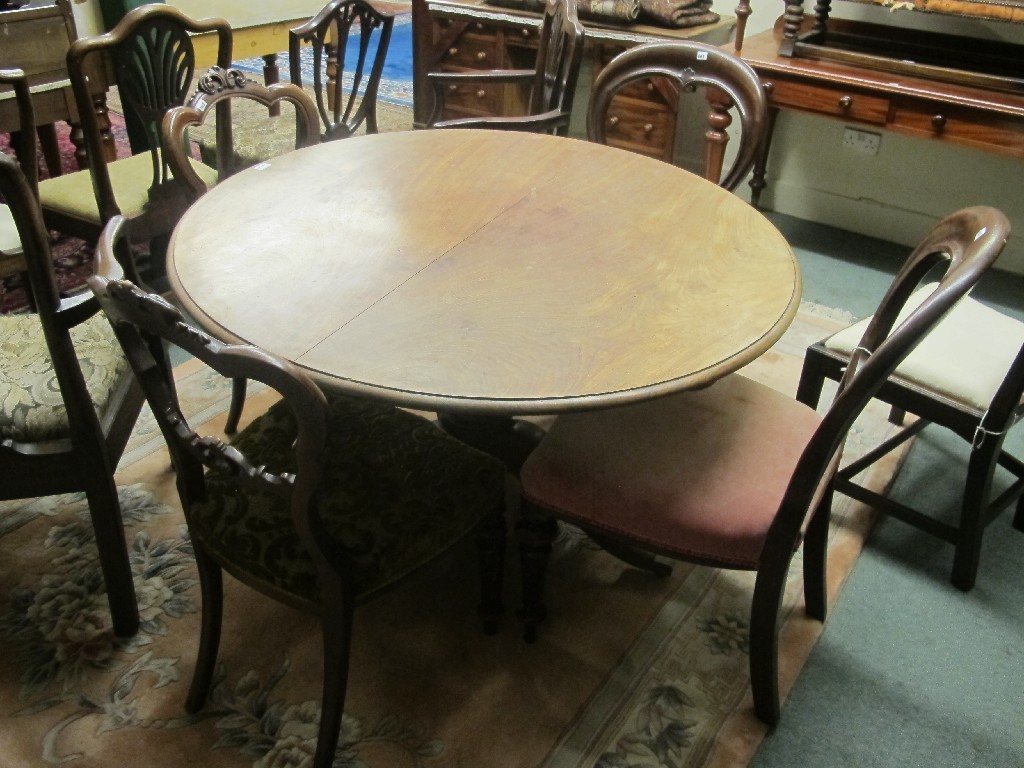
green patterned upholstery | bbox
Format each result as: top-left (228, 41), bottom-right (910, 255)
top-left (189, 393), bottom-right (506, 608)
top-left (37, 153), bottom-right (219, 224)
top-left (0, 313), bottom-right (131, 442)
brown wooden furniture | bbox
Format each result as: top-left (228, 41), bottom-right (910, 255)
top-left (736, 21), bottom-right (1024, 206)
top-left (91, 216), bottom-right (507, 768)
top-left (588, 40), bottom-right (766, 187)
top-left (289, 0), bottom-right (395, 139)
top-left (797, 224), bottom-right (1024, 592)
top-left (412, 0), bottom-right (735, 159)
top-left (165, 129), bottom-right (800, 476)
top-left (0, 0), bottom-right (83, 177)
top-left (426, 0), bottom-right (585, 133)
top-left (518, 205), bottom-right (1009, 725)
top-left (162, 65), bottom-right (321, 433)
top-left (36, 3), bottom-right (231, 286)
top-left (0, 134), bottom-right (145, 638)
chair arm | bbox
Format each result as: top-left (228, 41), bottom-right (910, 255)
top-left (427, 69), bottom-right (534, 126)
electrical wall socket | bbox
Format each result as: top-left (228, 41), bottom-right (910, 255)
top-left (842, 127), bottom-right (881, 155)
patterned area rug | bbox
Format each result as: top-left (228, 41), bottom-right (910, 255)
top-left (0, 302), bottom-right (910, 768)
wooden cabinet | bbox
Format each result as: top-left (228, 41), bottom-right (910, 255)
top-left (412, 0), bottom-right (735, 161)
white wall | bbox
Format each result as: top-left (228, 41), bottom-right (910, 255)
top-left (738, 1), bottom-right (1024, 275)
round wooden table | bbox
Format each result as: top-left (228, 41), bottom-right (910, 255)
top-left (169, 129), bottom-right (801, 428)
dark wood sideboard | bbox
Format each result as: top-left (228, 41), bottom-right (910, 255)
top-left (737, 18), bottom-right (1024, 205)
top-left (411, 0), bottom-right (736, 161)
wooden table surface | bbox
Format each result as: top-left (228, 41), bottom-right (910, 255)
top-left (168, 129), bottom-right (801, 415)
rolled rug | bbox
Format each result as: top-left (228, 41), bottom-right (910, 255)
top-left (639, 0), bottom-right (720, 26)
top-left (578, 0), bottom-right (641, 23)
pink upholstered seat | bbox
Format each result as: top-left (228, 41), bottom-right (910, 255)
top-left (522, 375), bottom-right (822, 568)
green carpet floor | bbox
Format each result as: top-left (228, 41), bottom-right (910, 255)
top-left (750, 212), bottom-right (1024, 768)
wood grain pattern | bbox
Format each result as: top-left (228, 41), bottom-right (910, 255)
top-left (169, 129), bottom-right (800, 413)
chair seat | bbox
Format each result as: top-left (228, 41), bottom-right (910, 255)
top-left (825, 286), bottom-right (1024, 413)
top-left (0, 204), bottom-right (21, 257)
top-left (189, 393), bottom-right (506, 608)
top-left (0, 312), bottom-right (131, 442)
top-left (37, 152), bottom-right (219, 224)
top-left (520, 374), bottom-right (822, 568)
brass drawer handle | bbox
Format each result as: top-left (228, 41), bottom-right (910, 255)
top-left (608, 115), bottom-right (620, 127)
top-left (476, 51), bottom-right (487, 61)
top-left (643, 123), bottom-right (653, 134)
top-left (476, 89), bottom-right (486, 99)
top-left (447, 84), bottom-right (458, 93)
top-left (932, 114), bottom-right (947, 132)
top-left (762, 81), bottom-right (774, 95)
top-left (838, 95), bottom-right (853, 110)
top-left (521, 28), bottom-right (531, 37)
top-left (448, 46), bottom-right (458, 56)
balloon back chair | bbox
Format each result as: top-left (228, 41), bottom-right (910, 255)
top-left (516, 206), bottom-right (1009, 725)
top-left (36, 3), bottom-right (230, 287)
top-left (0, 98), bottom-right (145, 637)
top-left (587, 40), bottom-right (767, 189)
top-left (427, 0), bottom-right (585, 135)
top-left (89, 216), bottom-right (508, 768)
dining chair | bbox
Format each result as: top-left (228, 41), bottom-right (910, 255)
top-left (587, 40), bottom-right (767, 189)
top-left (161, 66), bottom-right (321, 433)
top-left (426, 0), bottom-right (585, 135)
top-left (516, 206), bottom-right (1009, 725)
top-left (35, 3), bottom-right (230, 287)
top-left (796, 222), bottom-right (1024, 592)
top-left (0, 69), bottom-right (37, 279)
top-left (0, 136), bottom-right (145, 639)
top-left (290, 0), bottom-right (395, 140)
top-left (89, 215), bottom-right (508, 768)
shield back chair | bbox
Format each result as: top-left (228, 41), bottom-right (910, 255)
top-left (0, 69), bottom-right (37, 279)
top-left (426, 0), bottom-right (585, 135)
top-left (162, 66), bottom-right (321, 433)
top-left (290, 0), bottom-right (395, 141)
top-left (0, 138), bottom-right (145, 638)
top-left (516, 206), bottom-right (1009, 725)
top-left (796, 224), bottom-right (1024, 592)
top-left (587, 41), bottom-right (767, 189)
top-left (89, 215), bottom-right (508, 768)
top-left (35, 3), bottom-right (230, 287)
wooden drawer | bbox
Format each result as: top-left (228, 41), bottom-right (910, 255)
top-left (436, 75), bottom-right (503, 115)
top-left (892, 100), bottom-right (1024, 156)
top-left (601, 96), bottom-right (674, 160)
top-left (764, 78), bottom-right (890, 125)
top-left (440, 31), bottom-right (501, 69)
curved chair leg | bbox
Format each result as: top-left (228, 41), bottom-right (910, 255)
top-left (749, 550), bottom-right (801, 727)
top-left (224, 378), bottom-right (247, 434)
top-left (951, 440), bottom-right (1000, 591)
top-left (83, 474), bottom-right (139, 638)
top-left (314, 583), bottom-right (355, 768)
top-left (516, 498), bottom-right (558, 643)
top-left (795, 351), bottom-right (827, 409)
top-left (802, 489), bottom-right (834, 622)
top-left (186, 542), bottom-right (224, 712)
top-left (477, 497), bottom-right (507, 635)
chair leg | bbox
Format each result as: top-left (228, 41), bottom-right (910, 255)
top-left (516, 498), bottom-right (558, 643)
top-left (186, 541), bottom-right (223, 713)
top-left (950, 441), bottom-right (999, 591)
top-left (749, 551), bottom-right (799, 727)
top-left (224, 378), bottom-right (247, 435)
top-left (802, 488), bottom-right (834, 622)
top-left (313, 584), bottom-right (355, 768)
top-left (794, 351), bottom-right (827, 409)
top-left (1014, 493), bottom-right (1024, 532)
top-left (476, 498), bottom-right (506, 635)
top-left (83, 476), bottom-right (139, 638)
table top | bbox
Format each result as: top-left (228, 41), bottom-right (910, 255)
top-left (168, 129), bottom-right (800, 414)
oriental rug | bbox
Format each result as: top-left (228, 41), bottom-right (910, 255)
top-left (0, 302), bottom-right (910, 768)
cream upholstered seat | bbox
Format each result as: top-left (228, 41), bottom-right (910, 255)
top-left (517, 206), bottom-right (1009, 727)
top-left (0, 68), bottom-right (36, 276)
top-left (823, 285), bottom-right (1024, 412)
top-left (797, 223), bottom-right (1024, 593)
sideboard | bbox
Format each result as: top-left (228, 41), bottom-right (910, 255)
top-left (411, 0), bottom-right (735, 161)
top-left (738, 19), bottom-right (1024, 206)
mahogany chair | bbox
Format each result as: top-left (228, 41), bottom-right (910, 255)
top-left (796, 223), bottom-right (1024, 592)
top-left (89, 215), bottom-right (508, 768)
top-left (516, 206), bottom-right (1009, 725)
top-left (0, 135), bottom-right (145, 639)
top-left (35, 3), bottom-right (230, 286)
top-left (289, 0), bottom-right (395, 140)
top-left (0, 69), bottom-right (37, 277)
top-left (587, 41), bottom-right (767, 189)
top-left (426, 0), bottom-right (585, 135)
top-left (162, 66), bottom-right (320, 433)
